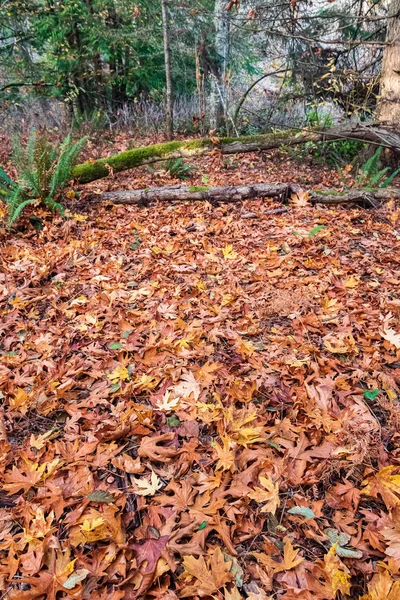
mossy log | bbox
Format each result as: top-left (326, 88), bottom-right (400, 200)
top-left (98, 183), bottom-right (400, 206)
top-left (73, 123), bottom-right (400, 184)
top-left (72, 131), bottom-right (302, 184)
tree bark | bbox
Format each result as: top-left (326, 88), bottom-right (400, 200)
top-left (98, 183), bottom-right (400, 207)
top-left (99, 183), bottom-right (289, 204)
top-left (378, 0), bottom-right (400, 123)
top-left (72, 123), bottom-right (400, 184)
top-left (210, 0), bottom-right (230, 131)
top-left (161, 0), bottom-right (174, 140)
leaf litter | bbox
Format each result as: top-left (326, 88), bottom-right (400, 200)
top-left (1, 147), bottom-right (400, 599)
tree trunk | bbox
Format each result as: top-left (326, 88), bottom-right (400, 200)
top-left (210, 0), bottom-right (230, 131)
top-left (378, 0), bottom-right (400, 123)
top-left (98, 183), bottom-right (400, 207)
top-left (161, 0), bottom-right (173, 140)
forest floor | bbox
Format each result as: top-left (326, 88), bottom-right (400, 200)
top-left (1, 133), bottom-right (400, 600)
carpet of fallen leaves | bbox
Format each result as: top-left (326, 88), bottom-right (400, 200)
top-left (2, 140), bottom-right (400, 600)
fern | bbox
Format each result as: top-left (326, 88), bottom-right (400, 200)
top-left (354, 147), bottom-right (399, 190)
top-left (165, 158), bottom-right (195, 180)
top-left (1, 131), bottom-right (86, 228)
top-left (379, 168), bottom-right (400, 189)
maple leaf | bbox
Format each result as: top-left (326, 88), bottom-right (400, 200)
top-left (171, 372), bottom-right (201, 401)
top-left (107, 365), bottom-right (130, 383)
top-left (381, 328), bottom-right (400, 349)
top-left (13, 549), bottom-right (79, 600)
top-left (3, 459), bottom-right (62, 494)
top-left (179, 547), bottom-right (234, 597)
top-left (9, 387), bottom-right (30, 413)
top-left (156, 390), bottom-right (180, 411)
top-left (254, 538), bottom-right (303, 573)
top-left (382, 507), bottom-right (400, 559)
top-left (138, 432), bottom-right (179, 461)
top-left (290, 189), bottom-right (310, 207)
top-left (131, 536), bottom-right (169, 575)
top-left (360, 568), bottom-right (400, 600)
top-left (222, 244), bottom-right (238, 260)
top-left (323, 331), bottom-right (357, 354)
top-left (213, 436), bottom-right (236, 472)
top-left (80, 517), bottom-right (107, 543)
top-left (321, 543), bottom-right (351, 598)
top-left (132, 470), bottom-right (162, 496)
top-left (248, 475), bottom-right (280, 514)
top-left (361, 466), bottom-right (400, 509)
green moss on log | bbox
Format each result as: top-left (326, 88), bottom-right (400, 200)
top-left (72, 130), bottom-right (300, 184)
top-left (188, 185), bottom-right (210, 192)
top-left (72, 140), bottom-right (186, 183)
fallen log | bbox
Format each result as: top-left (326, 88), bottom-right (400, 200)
top-left (98, 183), bottom-right (291, 204)
top-left (98, 183), bottom-right (400, 206)
top-left (73, 122), bottom-right (400, 184)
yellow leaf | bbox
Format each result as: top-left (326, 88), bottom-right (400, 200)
top-left (73, 212), bottom-right (87, 222)
top-left (222, 244), bottom-right (238, 260)
top-left (323, 332), bottom-right (357, 354)
top-left (360, 568), bottom-right (400, 600)
top-left (344, 275), bottom-right (360, 288)
top-left (80, 517), bottom-right (107, 542)
top-left (213, 436), bottom-right (236, 472)
top-left (30, 429), bottom-right (56, 450)
top-left (248, 475), bottom-right (280, 514)
top-left (107, 366), bottom-right (130, 383)
top-left (9, 388), bottom-right (30, 413)
top-left (361, 466), bottom-right (400, 509)
top-left (323, 543), bottom-right (351, 596)
top-left (180, 547), bottom-right (234, 597)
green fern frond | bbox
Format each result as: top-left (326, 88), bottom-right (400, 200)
top-left (4, 132), bottom-right (86, 228)
top-left (380, 168), bottom-right (400, 189)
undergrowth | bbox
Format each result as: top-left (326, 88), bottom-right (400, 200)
top-left (0, 130), bottom-right (86, 228)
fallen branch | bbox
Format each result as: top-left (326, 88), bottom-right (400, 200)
top-left (73, 122), bottom-right (400, 184)
top-left (98, 183), bottom-right (400, 206)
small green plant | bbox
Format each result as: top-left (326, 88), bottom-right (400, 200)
top-left (165, 158), bottom-right (195, 180)
top-left (0, 131), bottom-right (86, 228)
top-left (306, 109), bottom-right (333, 129)
top-left (354, 146), bottom-right (400, 189)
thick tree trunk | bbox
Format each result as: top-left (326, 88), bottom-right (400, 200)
top-left (161, 0), bottom-right (173, 140)
top-left (210, 0), bottom-right (230, 131)
top-left (72, 123), bottom-right (400, 184)
top-left (98, 183), bottom-right (400, 207)
top-left (378, 0), bottom-right (400, 123)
